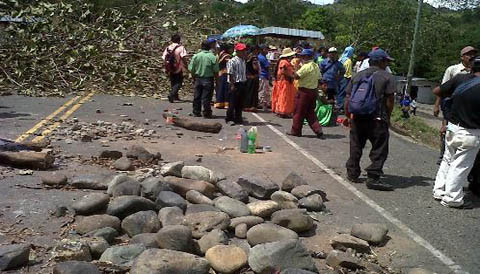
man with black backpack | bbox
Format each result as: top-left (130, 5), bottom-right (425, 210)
top-left (162, 34), bottom-right (188, 103)
top-left (344, 49), bottom-right (395, 191)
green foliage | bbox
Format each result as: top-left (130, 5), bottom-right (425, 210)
top-left (296, 7), bottom-right (335, 37)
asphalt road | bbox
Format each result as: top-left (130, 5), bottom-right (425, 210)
top-left (0, 93), bottom-right (478, 273)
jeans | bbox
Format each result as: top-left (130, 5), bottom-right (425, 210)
top-left (169, 72), bottom-right (183, 98)
top-left (346, 118), bottom-right (390, 179)
top-left (215, 74), bottom-right (229, 107)
top-left (291, 89), bottom-right (322, 136)
top-left (433, 123), bottom-right (480, 205)
top-left (193, 77), bottom-right (214, 116)
top-left (226, 82), bottom-right (246, 123)
top-left (337, 77), bottom-right (350, 109)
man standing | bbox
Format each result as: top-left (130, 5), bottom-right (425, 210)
top-left (433, 46), bottom-right (477, 164)
top-left (287, 49), bottom-right (325, 139)
top-left (226, 43), bottom-right (248, 125)
top-left (320, 47), bottom-right (345, 101)
top-left (162, 34), bottom-right (188, 103)
top-left (188, 40), bottom-right (219, 118)
top-left (337, 46), bottom-right (355, 112)
top-left (258, 45), bottom-right (271, 111)
top-left (432, 56), bottom-right (480, 209)
top-left (344, 49), bottom-right (395, 191)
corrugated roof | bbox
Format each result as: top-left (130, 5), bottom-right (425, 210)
top-left (260, 27), bottom-right (325, 40)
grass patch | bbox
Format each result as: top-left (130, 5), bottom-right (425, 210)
top-left (390, 106), bottom-right (441, 149)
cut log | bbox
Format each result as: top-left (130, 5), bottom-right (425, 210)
top-left (0, 138), bottom-right (49, 152)
top-left (0, 151), bottom-right (54, 170)
top-left (162, 113), bottom-right (222, 133)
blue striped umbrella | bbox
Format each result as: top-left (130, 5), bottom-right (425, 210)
top-left (221, 25), bottom-right (264, 39)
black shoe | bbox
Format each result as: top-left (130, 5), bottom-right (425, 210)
top-left (347, 175), bottom-right (360, 183)
top-left (316, 132), bottom-right (326, 140)
top-left (203, 113), bottom-right (213, 119)
top-left (366, 178), bottom-right (393, 191)
top-left (168, 95), bottom-right (174, 103)
top-left (192, 112), bottom-right (202, 117)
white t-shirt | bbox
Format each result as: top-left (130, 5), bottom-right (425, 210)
top-left (441, 63), bottom-right (469, 84)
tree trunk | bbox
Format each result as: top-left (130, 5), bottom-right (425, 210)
top-left (0, 151), bottom-right (54, 170)
top-left (162, 113), bottom-right (223, 134)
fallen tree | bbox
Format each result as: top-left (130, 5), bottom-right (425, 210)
top-left (0, 151), bottom-right (55, 170)
top-left (162, 113), bottom-right (222, 134)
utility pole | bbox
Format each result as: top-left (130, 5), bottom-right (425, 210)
top-left (405, 0), bottom-right (423, 95)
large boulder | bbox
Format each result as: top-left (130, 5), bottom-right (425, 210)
top-left (106, 196), bottom-right (156, 219)
top-left (205, 245), bottom-right (247, 274)
top-left (75, 215), bottom-right (120, 234)
top-left (164, 176), bottom-right (216, 198)
top-left (214, 196), bottom-right (250, 217)
top-left (247, 223), bottom-right (298, 246)
top-left (351, 223), bottom-right (389, 245)
top-left (130, 249), bottom-right (210, 274)
top-left (271, 191), bottom-right (298, 209)
top-left (186, 190), bottom-right (214, 205)
top-left (248, 240), bottom-right (316, 273)
top-left (155, 225), bottom-right (193, 252)
top-left (236, 176), bottom-right (279, 199)
top-left (71, 174), bottom-right (110, 190)
top-left (298, 194), bottom-right (324, 212)
top-left (85, 227), bottom-right (118, 244)
top-left (181, 165), bottom-right (224, 184)
top-left (247, 200), bottom-right (280, 218)
top-left (183, 211), bottom-right (230, 239)
top-left (155, 191), bottom-right (187, 212)
top-left (271, 209), bottom-right (314, 233)
top-left (51, 239), bottom-right (92, 262)
top-left (0, 244), bottom-right (30, 271)
top-left (140, 177), bottom-right (172, 201)
top-left (197, 229), bottom-right (228, 255)
top-left (216, 180), bottom-right (249, 202)
top-left (99, 244), bottom-right (146, 267)
top-left (158, 206), bottom-right (184, 226)
top-left (131, 233), bottom-right (159, 248)
top-left (121, 210), bottom-right (161, 237)
top-left (281, 172), bottom-right (308, 192)
top-left (72, 193), bottom-right (110, 215)
top-left (53, 261), bottom-right (101, 274)
top-left (185, 204), bottom-right (220, 215)
top-left (160, 161), bottom-right (184, 177)
top-left (107, 175), bottom-right (141, 197)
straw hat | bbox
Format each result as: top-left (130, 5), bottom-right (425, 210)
top-left (280, 48), bottom-right (296, 58)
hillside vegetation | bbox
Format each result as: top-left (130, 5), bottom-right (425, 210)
top-left (1, 0), bottom-right (478, 96)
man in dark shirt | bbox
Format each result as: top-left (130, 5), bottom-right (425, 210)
top-left (344, 49), bottom-right (395, 191)
top-left (432, 56), bottom-right (480, 208)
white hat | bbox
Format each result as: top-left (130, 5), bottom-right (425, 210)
top-left (328, 47), bottom-right (338, 53)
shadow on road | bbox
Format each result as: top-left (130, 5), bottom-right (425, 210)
top-left (0, 112), bottom-right (31, 119)
top-left (382, 174), bottom-right (432, 189)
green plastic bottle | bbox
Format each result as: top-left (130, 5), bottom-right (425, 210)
top-left (247, 130), bottom-right (256, 154)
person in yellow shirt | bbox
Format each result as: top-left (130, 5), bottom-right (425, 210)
top-left (287, 49), bottom-right (325, 139)
top-left (337, 46), bottom-right (354, 113)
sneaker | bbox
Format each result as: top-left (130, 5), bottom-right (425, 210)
top-left (316, 132), bottom-right (326, 140)
top-left (433, 193), bottom-right (443, 201)
top-left (440, 200), bottom-right (473, 209)
top-left (366, 178), bottom-right (393, 191)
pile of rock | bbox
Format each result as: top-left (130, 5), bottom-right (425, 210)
top-left (53, 119), bottom-right (158, 144)
top-left (38, 169), bottom-right (333, 273)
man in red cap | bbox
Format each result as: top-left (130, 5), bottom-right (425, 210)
top-left (226, 43), bottom-right (248, 125)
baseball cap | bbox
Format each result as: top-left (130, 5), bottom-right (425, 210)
top-left (206, 38), bottom-right (216, 44)
top-left (461, 46), bottom-right (477, 56)
top-left (368, 48), bottom-right (394, 61)
top-left (299, 49), bottom-right (314, 56)
top-left (328, 47), bottom-right (338, 53)
top-left (234, 43), bottom-right (247, 51)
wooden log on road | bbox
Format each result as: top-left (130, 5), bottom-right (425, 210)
top-left (162, 113), bottom-right (222, 134)
top-left (0, 151), bottom-right (54, 170)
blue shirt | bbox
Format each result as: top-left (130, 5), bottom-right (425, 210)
top-left (257, 53), bottom-right (270, 79)
top-left (320, 58), bottom-right (344, 89)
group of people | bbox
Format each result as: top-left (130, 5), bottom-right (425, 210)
top-left (432, 46), bottom-right (480, 209)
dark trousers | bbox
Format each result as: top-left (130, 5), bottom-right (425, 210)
top-left (326, 87), bottom-right (336, 101)
top-left (346, 118), bottom-right (389, 179)
top-left (193, 77), bottom-right (214, 116)
top-left (468, 152), bottom-right (480, 196)
top-left (169, 72), bottom-right (183, 98)
top-left (337, 77), bottom-right (350, 109)
top-left (291, 89), bottom-right (321, 136)
top-left (226, 82), bottom-right (246, 123)
top-left (216, 74), bottom-right (230, 104)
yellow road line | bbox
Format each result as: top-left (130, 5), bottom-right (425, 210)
top-left (15, 96), bottom-right (81, 142)
top-left (31, 90), bottom-right (96, 143)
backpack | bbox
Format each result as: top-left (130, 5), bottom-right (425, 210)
top-left (443, 76), bottom-right (480, 113)
top-left (348, 71), bottom-right (379, 116)
top-left (164, 44), bottom-right (181, 74)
